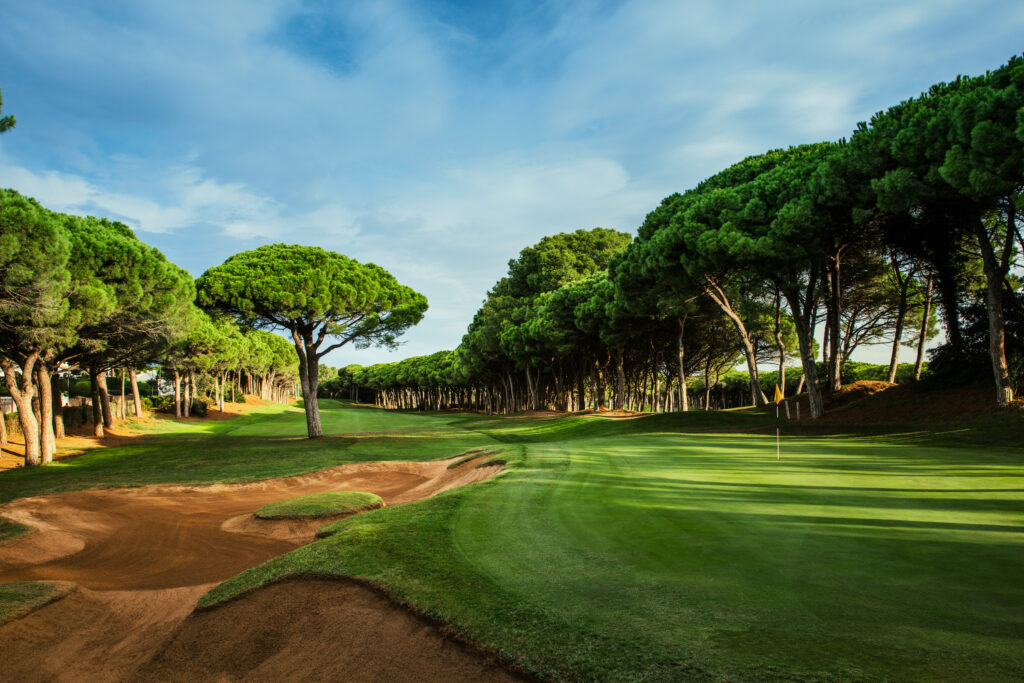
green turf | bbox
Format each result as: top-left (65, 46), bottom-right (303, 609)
top-left (0, 400), bottom-right (493, 505)
top-left (255, 491), bottom-right (383, 519)
top-left (201, 404), bottom-right (1024, 681)
top-left (0, 581), bottom-right (76, 626)
top-left (3, 400), bottom-right (1023, 680)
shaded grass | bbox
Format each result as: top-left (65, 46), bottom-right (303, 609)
top-left (0, 581), bottom-right (75, 626)
top-left (255, 491), bottom-right (382, 520)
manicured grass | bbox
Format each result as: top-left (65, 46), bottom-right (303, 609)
top-left (202, 404), bottom-right (1024, 681)
top-left (255, 491), bottom-right (383, 519)
top-left (0, 581), bottom-right (75, 626)
top-left (0, 400), bottom-right (492, 505)
top-left (4, 399), bottom-right (1023, 680)
top-left (0, 516), bottom-right (30, 542)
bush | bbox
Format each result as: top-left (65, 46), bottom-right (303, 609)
top-left (140, 397), bottom-right (153, 410)
top-left (189, 399), bottom-right (208, 417)
top-left (70, 381), bottom-right (92, 398)
top-left (61, 404), bottom-right (90, 429)
top-left (151, 395), bottom-right (175, 413)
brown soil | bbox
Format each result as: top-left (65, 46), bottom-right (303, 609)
top-left (0, 454), bottom-right (510, 681)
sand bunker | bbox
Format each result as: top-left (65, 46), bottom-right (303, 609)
top-left (0, 455), bottom-right (511, 681)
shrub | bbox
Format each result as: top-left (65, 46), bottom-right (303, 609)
top-left (189, 399), bottom-right (208, 417)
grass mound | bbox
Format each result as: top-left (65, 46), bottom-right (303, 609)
top-left (0, 581), bottom-right (76, 626)
top-left (447, 449), bottom-right (498, 469)
top-left (0, 516), bottom-right (30, 542)
top-left (254, 491), bottom-right (383, 520)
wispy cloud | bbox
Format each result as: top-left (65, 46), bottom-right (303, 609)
top-left (0, 0), bottom-right (1021, 364)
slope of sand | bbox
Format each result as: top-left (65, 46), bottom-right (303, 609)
top-left (0, 455), bottom-right (515, 682)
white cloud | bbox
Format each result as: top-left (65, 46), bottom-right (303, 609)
top-left (0, 157), bottom-right (360, 243)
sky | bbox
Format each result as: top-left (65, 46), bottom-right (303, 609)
top-left (1, 0), bottom-right (1023, 369)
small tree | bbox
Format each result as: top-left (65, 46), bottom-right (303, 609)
top-left (197, 244), bottom-right (427, 438)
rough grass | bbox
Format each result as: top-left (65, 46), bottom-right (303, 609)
top-left (255, 491), bottom-right (383, 520)
top-left (0, 581), bottom-right (75, 626)
top-left (0, 516), bottom-right (30, 542)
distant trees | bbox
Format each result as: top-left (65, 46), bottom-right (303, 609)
top-left (350, 55), bottom-right (1023, 417)
top-left (197, 244), bottom-right (427, 438)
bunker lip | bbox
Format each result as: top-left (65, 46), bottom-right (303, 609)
top-left (0, 454), bottom-right (505, 681)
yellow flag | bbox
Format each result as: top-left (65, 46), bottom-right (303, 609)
top-left (774, 385), bottom-right (783, 405)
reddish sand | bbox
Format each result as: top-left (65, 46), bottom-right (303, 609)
top-left (0, 455), bottom-right (516, 682)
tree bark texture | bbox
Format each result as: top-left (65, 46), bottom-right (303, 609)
top-left (2, 356), bottom-right (42, 466)
top-left (90, 368), bottom-right (104, 437)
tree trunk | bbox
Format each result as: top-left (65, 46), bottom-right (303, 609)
top-left (2, 356), bottom-right (42, 466)
top-left (887, 268), bottom-right (911, 384)
top-left (183, 371), bottom-right (191, 418)
top-left (773, 291), bottom-right (786, 395)
top-left (0, 401), bottom-right (7, 446)
top-left (703, 277), bottom-right (767, 406)
top-left (826, 251), bottom-right (842, 393)
top-left (52, 371), bottom-right (65, 440)
top-left (914, 271), bottom-right (933, 381)
top-left (676, 316), bottom-right (689, 412)
top-left (173, 368), bottom-right (182, 419)
top-left (36, 363), bottom-right (56, 463)
top-left (97, 369), bottom-right (114, 428)
top-left (974, 216), bottom-right (1014, 406)
top-left (613, 347), bottom-right (625, 410)
top-left (703, 355), bottom-right (713, 411)
top-left (90, 368), bottom-right (105, 437)
top-left (130, 369), bottom-right (143, 418)
top-left (784, 288), bottom-right (824, 419)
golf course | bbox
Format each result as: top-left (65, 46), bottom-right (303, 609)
top-left (2, 395), bottom-right (1021, 681)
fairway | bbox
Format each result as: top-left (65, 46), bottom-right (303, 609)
top-left (191, 402), bottom-right (1024, 681)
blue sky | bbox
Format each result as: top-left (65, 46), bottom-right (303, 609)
top-left (1, 0), bottom-right (1022, 367)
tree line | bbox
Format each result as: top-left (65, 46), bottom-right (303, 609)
top-left (341, 56), bottom-right (1024, 417)
top-left (0, 191), bottom-right (309, 465)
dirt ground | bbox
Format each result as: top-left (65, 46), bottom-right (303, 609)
top-left (0, 454), bottom-right (512, 682)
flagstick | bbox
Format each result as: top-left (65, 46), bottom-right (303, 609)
top-left (776, 402), bottom-right (780, 460)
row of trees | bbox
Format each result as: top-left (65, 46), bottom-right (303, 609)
top-left (341, 56), bottom-right (1023, 417)
top-left (0, 190), bottom-right (304, 466)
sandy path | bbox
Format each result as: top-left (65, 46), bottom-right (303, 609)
top-left (0, 456), bottom-right (516, 682)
